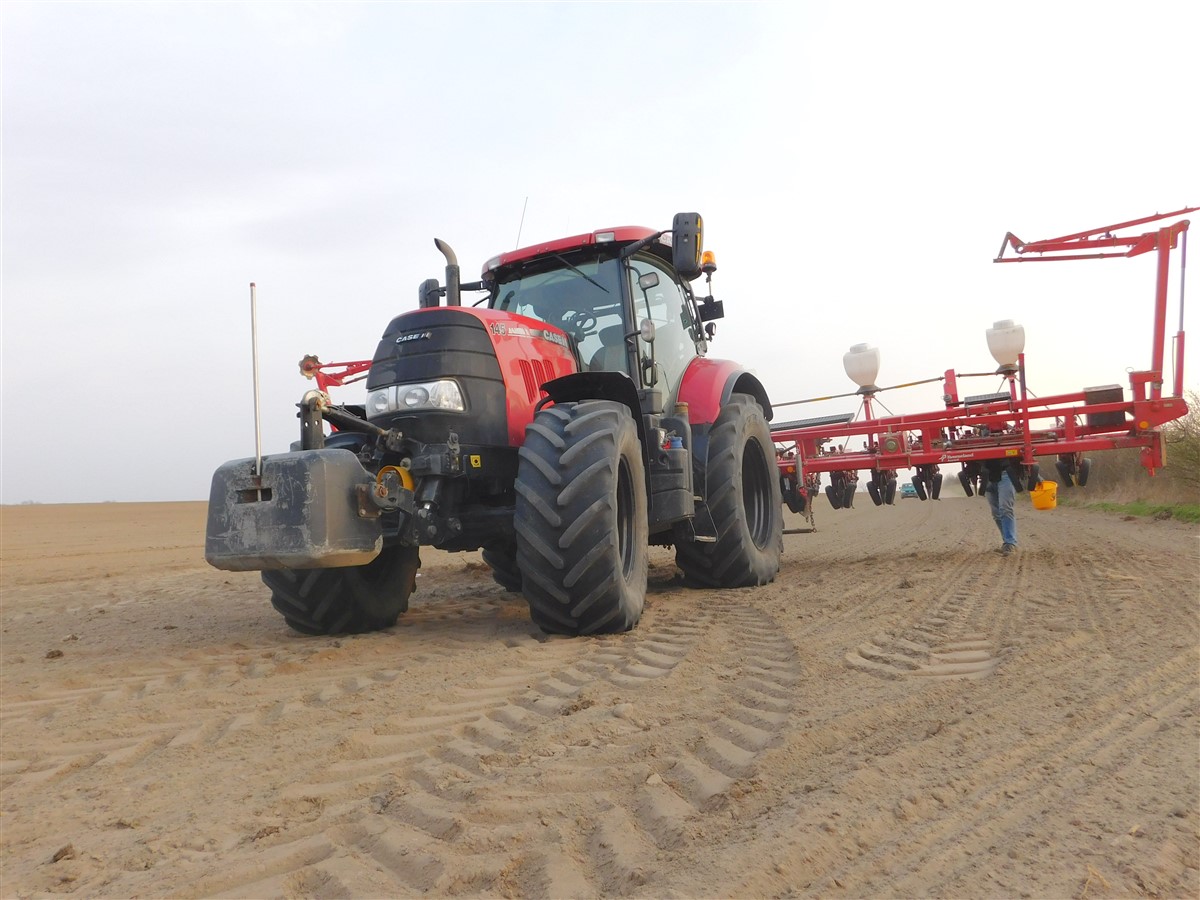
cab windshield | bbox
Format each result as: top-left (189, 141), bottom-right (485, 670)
top-left (490, 252), bottom-right (628, 372)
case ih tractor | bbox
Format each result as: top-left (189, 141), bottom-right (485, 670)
top-left (206, 213), bottom-right (783, 636)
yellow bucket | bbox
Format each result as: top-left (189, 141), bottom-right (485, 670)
top-left (1030, 479), bottom-right (1057, 510)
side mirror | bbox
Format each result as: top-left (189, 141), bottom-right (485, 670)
top-left (671, 212), bottom-right (703, 280)
top-left (637, 272), bottom-right (660, 293)
top-left (418, 278), bottom-right (443, 309)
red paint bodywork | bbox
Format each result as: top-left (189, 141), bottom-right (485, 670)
top-left (677, 357), bottom-right (755, 425)
top-left (462, 308), bottom-right (578, 446)
top-left (483, 226), bottom-right (659, 276)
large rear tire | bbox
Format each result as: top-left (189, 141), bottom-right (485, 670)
top-left (515, 400), bottom-right (648, 636)
top-left (263, 545), bottom-right (419, 635)
top-left (675, 394), bottom-right (782, 588)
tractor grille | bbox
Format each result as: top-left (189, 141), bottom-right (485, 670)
top-left (518, 358), bottom-right (555, 403)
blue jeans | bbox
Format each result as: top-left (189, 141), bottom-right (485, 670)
top-left (986, 471), bottom-right (1018, 546)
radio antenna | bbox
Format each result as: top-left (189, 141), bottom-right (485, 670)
top-left (514, 196), bottom-right (529, 249)
top-left (250, 282), bottom-right (263, 479)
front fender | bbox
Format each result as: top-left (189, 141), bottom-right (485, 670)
top-left (539, 371), bottom-right (652, 497)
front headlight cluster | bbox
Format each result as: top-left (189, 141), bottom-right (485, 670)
top-left (366, 380), bottom-right (465, 418)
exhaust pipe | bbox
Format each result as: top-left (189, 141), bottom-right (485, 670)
top-left (434, 239), bottom-right (460, 306)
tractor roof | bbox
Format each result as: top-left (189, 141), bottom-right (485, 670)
top-left (482, 226), bottom-right (660, 277)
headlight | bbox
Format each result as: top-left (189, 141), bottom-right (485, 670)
top-left (367, 388), bottom-right (393, 417)
top-left (366, 380), bottom-right (465, 418)
top-left (402, 386), bottom-right (430, 408)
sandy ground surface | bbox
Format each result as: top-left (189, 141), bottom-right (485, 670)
top-left (1, 496), bottom-right (1198, 899)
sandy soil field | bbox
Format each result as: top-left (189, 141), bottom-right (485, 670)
top-left (2, 496), bottom-right (1197, 898)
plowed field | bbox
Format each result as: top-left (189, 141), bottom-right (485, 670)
top-left (2, 498), bottom-right (1197, 898)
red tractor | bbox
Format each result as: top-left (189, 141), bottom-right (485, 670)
top-left (206, 213), bottom-right (783, 636)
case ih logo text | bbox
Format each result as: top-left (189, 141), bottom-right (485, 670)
top-left (395, 331), bottom-right (433, 344)
top-left (489, 323), bottom-right (568, 347)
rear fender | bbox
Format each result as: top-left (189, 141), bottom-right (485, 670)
top-left (677, 358), bottom-right (773, 425)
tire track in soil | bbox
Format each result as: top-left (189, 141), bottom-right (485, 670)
top-left (0, 590), bottom-right (520, 797)
top-left (716, 548), bottom-right (1167, 898)
top-left (0, 654), bottom-right (410, 795)
top-left (719, 643), bottom-right (1196, 898)
top-left (806, 647), bottom-right (1200, 897)
top-left (183, 603), bottom-right (713, 898)
top-left (844, 548), bottom-right (1026, 681)
top-left (192, 598), bottom-right (803, 899)
top-left (540, 600), bottom-right (803, 897)
top-left (780, 496), bottom-right (998, 645)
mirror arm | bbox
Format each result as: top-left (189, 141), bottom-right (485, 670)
top-left (619, 230), bottom-right (666, 260)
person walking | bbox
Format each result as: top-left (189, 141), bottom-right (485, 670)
top-left (982, 457), bottom-right (1022, 555)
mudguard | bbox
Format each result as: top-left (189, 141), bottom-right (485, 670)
top-left (677, 358), bottom-right (773, 425)
top-left (205, 449), bottom-right (383, 572)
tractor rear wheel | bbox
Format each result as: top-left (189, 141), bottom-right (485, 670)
top-left (675, 394), bottom-right (782, 587)
top-left (515, 400), bottom-right (647, 635)
top-left (263, 545), bottom-right (419, 635)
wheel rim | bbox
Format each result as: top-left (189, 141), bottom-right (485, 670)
top-left (616, 456), bottom-right (636, 580)
top-left (741, 438), bottom-right (772, 549)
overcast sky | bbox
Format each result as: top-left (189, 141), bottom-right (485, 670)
top-left (2, 1), bottom-right (1197, 504)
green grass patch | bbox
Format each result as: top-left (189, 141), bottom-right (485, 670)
top-left (1084, 500), bottom-right (1200, 524)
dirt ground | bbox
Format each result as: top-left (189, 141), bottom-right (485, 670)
top-left (1, 496), bottom-right (1197, 899)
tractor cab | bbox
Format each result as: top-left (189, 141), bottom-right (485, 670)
top-left (481, 217), bottom-right (714, 413)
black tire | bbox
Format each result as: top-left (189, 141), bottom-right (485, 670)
top-left (842, 482), bottom-right (856, 508)
top-left (482, 543), bottom-right (521, 592)
top-left (1077, 458), bottom-right (1092, 487)
top-left (825, 484), bottom-right (843, 510)
top-left (515, 400), bottom-right (647, 636)
top-left (958, 470), bottom-right (974, 497)
top-left (1055, 459), bottom-right (1074, 487)
top-left (884, 477), bottom-right (897, 505)
top-left (782, 482), bottom-right (806, 515)
top-left (930, 472), bottom-right (942, 500)
top-left (912, 476), bottom-right (928, 501)
top-left (263, 545), bottom-right (419, 635)
top-left (675, 394), bottom-right (782, 588)
top-left (867, 481), bottom-right (883, 506)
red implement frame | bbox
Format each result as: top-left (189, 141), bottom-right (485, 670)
top-left (773, 208), bottom-right (1194, 482)
top-left (299, 355), bottom-right (372, 394)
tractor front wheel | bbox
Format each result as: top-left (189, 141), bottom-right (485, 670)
top-left (675, 394), bottom-right (782, 588)
top-left (515, 400), bottom-right (648, 635)
top-left (482, 542), bottom-right (522, 592)
top-left (263, 545), bottom-right (419, 635)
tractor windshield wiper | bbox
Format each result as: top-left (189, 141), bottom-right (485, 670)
top-left (550, 253), bottom-right (609, 294)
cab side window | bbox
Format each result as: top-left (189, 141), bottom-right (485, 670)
top-left (627, 255), bottom-right (698, 402)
